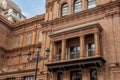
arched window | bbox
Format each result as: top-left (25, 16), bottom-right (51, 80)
top-left (88, 0), bottom-right (96, 9)
top-left (74, 0), bottom-right (82, 13)
top-left (61, 3), bottom-right (68, 16)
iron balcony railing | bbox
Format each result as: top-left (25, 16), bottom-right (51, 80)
top-left (52, 50), bottom-right (95, 62)
top-left (69, 52), bottom-right (80, 59)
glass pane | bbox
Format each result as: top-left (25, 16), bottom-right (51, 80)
top-left (88, 0), bottom-right (96, 9)
top-left (62, 3), bottom-right (68, 16)
top-left (90, 69), bottom-right (97, 80)
top-left (74, 0), bottom-right (81, 13)
top-left (88, 43), bottom-right (95, 56)
top-left (71, 71), bottom-right (82, 80)
top-left (57, 72), bottom-right (63, 80)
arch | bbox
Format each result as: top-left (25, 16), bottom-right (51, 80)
top-left (74, 0), bottom-right (82, 13)
top-left (61, 3), bottom-right (68, 16)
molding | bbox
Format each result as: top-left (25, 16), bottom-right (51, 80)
top-left (0, 15), bottom-right (13, 30)
top-left (42, 0), bottom-right (120, 28)
top-left (13, 14), bottom-right (45, 29)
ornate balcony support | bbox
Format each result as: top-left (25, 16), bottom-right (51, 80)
top-left (94, 32), bottom-right (100, 56)
top-left (80, 35), bottom-right (85, 58)
top-left (61, 39), bottom-right (66, 61)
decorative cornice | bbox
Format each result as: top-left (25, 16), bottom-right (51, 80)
top-left (42, 0), bottom-right (120, 28)
top-left (0, 15), bottom-right (13, 30)
top-left (13, 14), bottom-right (45, 28)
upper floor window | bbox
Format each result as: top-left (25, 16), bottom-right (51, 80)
top-left (74, 0), bottom-right (82, 13)
top-left (87, 43), bottom-right (95, 56)
top-left (14, 36), bottom-right (20, 48)
top-left (38, 31), bottom-right (42, 42)
top-left (26, 33), bottom-right (32, 45)
top-left (61, 3), bottom-right (68, 16)
top-left (88, 0), bottom-right (96, 9)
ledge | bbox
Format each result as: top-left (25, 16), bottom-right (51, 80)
top-left (46, 56), bottom-right (106, 72)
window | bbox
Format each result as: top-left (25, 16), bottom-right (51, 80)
top-left (87, 43), bottom-right (95, 56)
top-left (7, 78), bottom-right (16, 80)
top-left (88, 0), bottom-right (96, 9)
top-left (68, 46), bottom-right (80, 59)
top-left (57, 72), bottom-right (63, 80)
top-left (74, 0), bottom-right (82, 13)
top-left (14, 36), bottom-right (20, 47)
top-left (24, 76), bottom-right (34, 80)
top-left (71, 71), bottom-right (82, 80)
top-left (26, 33), bottom-right (32, 45)
top-left (90, 69), bottom-right (97, 80)
top-left (61, 3), bottom-right (68, 16)
top-left (38, 31), bottom-right (42, 42)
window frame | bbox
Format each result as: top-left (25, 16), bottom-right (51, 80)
top-left (24, 76), bottom-right (35, 80)
top-left (70, 70), bottom-right (82, 80)
top-left (74, 0), bottom-right (82, 13)
top-left (61, 3), bottom-right (68, 17)
top-left (87, 0), bottom-right (96, 9)
top-left (90, 69), bottom-right (97, 80)
top-left (57, 72), bottom-right (63, 80)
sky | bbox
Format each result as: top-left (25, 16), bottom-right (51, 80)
top-left (12, 0), bottom-right (46, 18)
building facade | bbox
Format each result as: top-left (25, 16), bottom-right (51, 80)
top-left (0, 0), bottom-right (25, 22)
top-left (0, 0), bottom-right (120, 80)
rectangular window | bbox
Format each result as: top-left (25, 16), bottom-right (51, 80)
top-left (24, 76), bottom-right (34, 80)
top-left (68, 46), bottom-right (80, 59)
top-left (7, 78), bottom-right (16, 80)
top-left (74, 0), bottom-right (82, 13)
top-left (90, 69), bottom-right (97, 80)
top-left (14, 36), bottom-right (20, 48)
top-left (62, 4), bottom-right (68, 16)
top-left (57, 72), bottom-right (63, 80)
top-left (70, 71), bottom-right (82, 80)
top-left (38, 31), bottom-right (42, 42)
top-left (87, 43), bottom-right (95, 56)
top-left (26, 33), bottom-right (32, 45)
top-left (88, 0), bottom-right (96, 9)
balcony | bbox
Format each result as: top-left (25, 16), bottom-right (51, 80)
top-left (46, 23), bottom-right (105, 72)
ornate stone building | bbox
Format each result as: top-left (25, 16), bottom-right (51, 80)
top-left (0, 0), bottom-right (120, 80)
top-left (0, 0), bottom-right (25, 22)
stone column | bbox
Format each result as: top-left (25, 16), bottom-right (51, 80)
top-left (80, 35), bottom-right (85, 58)
top-left (61, 39), bottom-right (66, 61)
top-left (82, 0), bottom-right (88, 10)
top-left (94, 32), bottom-right (100, 56)
top-left (49, 41), bottom-right (54, 62)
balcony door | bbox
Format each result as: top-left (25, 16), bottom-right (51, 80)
top-left (67, 46), bottom-right (80, 59)
top-left (87, 43), bottom-right (95, 56)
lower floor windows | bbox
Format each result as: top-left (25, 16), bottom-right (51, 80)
top-left (24, 76), bottom-right (34, 80)
top-left (57, 72), bottom-right (63, 80)
top-left (90, 69), bottom-right (97, 80)
top-left (70, 71), bottom-right (82, 80)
